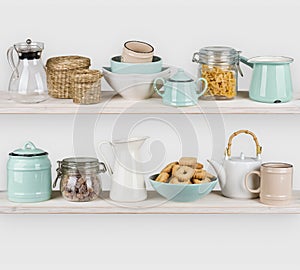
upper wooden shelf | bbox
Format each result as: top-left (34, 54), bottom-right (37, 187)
top-left (0, 91), bottom-right (300, 114)
top-left (1, 191), bottom-right (300, 214)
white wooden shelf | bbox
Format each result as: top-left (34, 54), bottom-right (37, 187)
top-left (1, 91), bottom-right (300, 114)
top-left (1, 191), bottom-right (300, 214)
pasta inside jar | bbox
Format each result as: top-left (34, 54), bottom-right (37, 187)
top-left (200, 64), bottom-right (237, 100)
top-left (192, 46), bottom-right (242, 100)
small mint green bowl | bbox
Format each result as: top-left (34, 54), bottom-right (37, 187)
top-left (111, 55), bottom-right (162, 74)
top-left (149, 174), bottom-right (217, 202)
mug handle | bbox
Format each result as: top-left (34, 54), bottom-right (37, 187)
top-left (196, 77), bottom-right (208, 98)
top-left (98, 141), bottom-right (113, 176)
top-left (153, 77), bottom-right (165, 97)
top-left (245, 171), bottom-right (261, 193)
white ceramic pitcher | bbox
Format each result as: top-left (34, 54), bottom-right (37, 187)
top-left (98, 136), bottom-right (148, 202)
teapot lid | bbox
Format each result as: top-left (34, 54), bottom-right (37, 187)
top-left (169, 69), bottom-right (193, 83)
top-left (9, 141), bottom-right (48, 157)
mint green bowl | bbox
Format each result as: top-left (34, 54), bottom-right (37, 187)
top-left (149, 174), bottom-right (217, 202)
top-left (111, 56), bottom-right (162, 74)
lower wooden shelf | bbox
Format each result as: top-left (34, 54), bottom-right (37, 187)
top-left (0, 191), bottom-right (300, 214)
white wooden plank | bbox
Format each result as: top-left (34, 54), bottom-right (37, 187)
top-left (0, 191), bottom-right (299, 214)
top-left (0, 91), bottom-right (300, 114)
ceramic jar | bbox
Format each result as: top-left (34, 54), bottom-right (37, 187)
top-left (53, 157), bottom-right (106, 202)
top-left (7, 141), bottom-right (52, 202)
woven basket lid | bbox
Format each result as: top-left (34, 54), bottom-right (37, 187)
top-left (46, 55), bottom-right (91, 70)
top-left (74, 69), bottom-right (102, 83)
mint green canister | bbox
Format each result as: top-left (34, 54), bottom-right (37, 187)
top-left (7, 141), bottom-right (52, 203)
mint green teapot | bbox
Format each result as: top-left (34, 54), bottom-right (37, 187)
top-left (153, 69), bottom-right (208, 106)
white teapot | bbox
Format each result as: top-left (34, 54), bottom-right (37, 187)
top-left (208, 130), bottom-right (262, 199)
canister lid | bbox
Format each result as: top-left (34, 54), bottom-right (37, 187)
top-left (9, 141), bottom-right (48, 157)
top-left (196, 46), bottom-right (240, 65)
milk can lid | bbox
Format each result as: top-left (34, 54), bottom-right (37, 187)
top-left (9, 141), bottom-right (48, 157)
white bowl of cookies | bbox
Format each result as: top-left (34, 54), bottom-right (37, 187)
top-left (149, 157), bottom-right (217, 202)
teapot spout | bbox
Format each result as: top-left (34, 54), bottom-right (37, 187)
top-left (207, 159), bottom-right (226, 189)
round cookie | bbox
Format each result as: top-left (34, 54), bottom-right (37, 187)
top-left (174, 166), bottom-right (195, 182)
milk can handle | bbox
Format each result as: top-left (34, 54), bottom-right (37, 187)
top-left (98, 141), bottom-right (113, 176)
top-left (226, 130), bottom-right (262, 158)
top-left (7, 46), bottom-right (19, 78)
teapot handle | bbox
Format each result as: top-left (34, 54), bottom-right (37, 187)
top-left (153, 77), bottom-right (165, 97)
top-left (195, 77), bottom-right (208, 98)
top-left (7, 46), bottom-right (19, 78)
top-left (226, 130), bottom-right (262, 158)
top-left (98, 141), bottom-right (113, 176)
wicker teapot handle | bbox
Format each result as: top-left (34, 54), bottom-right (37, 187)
top-left (226, 130), bottom-right (262, 157)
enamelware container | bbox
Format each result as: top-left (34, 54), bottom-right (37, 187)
top-left (7, 141), bottom-right (52, 203)
top-left (111, 56), bottom-right (162, 74)
top-left (122, 40), bottom-right (154, 63)
top-left (99, 137), bottom-right (149, 202)
top-left (241, 56), bottom-right (293, 103)
top-left (153, 68), bottom-right (208, 106)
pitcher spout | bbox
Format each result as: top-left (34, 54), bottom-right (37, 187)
top-left (207, 159), bottom-right (226, 189)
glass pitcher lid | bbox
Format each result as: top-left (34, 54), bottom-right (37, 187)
top-left (14, 39), bottom-right (44, 53)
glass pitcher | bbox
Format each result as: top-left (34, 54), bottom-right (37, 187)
top-left (7, 39), bottom-right (48, 103)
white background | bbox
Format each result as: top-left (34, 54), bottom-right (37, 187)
top-left (1, 0), bottom-right (300, 269)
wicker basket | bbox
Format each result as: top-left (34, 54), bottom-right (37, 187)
top-left (73, 70), bottom-right (102, 105)
top-left (46, 56), bottom-right (91, 99)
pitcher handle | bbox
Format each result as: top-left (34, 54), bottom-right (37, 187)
top-left (98, 141), bottom-right (113, 176)
top-left (245, 171), bottom-right (261, 193)
top-left (7, 46), bottom-right (19, 78)
top-left (196, 77), bottom-right (208, 98)
top-left (153, 77), bottom-right (165, 97)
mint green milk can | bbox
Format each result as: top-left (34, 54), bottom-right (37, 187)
top-left (7, 141), bottom-right (52, 202)
top-left (241, 56), bottom-right (294, 103)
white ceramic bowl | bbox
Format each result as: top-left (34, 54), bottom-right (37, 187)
top-left (102, 67), bottom-right (171, 100)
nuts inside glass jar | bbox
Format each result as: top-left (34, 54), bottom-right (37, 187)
top-left (61, 173), bottom-right (101, 202)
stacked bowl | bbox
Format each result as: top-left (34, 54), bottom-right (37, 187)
top-left (103, 41), bottom-right (171, 100)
